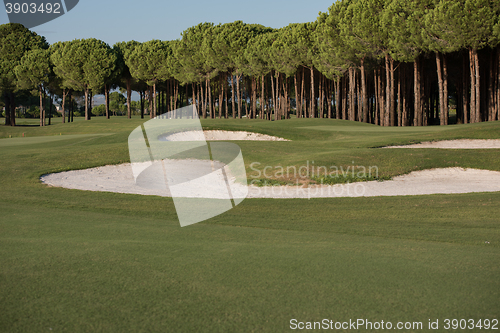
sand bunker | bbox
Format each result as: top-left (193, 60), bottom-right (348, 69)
top-left (40, 138), bottom-right (500, 198)
top-left (41, 166), bottom-right (500, 199)
top-left (384, 139), bottom-right (500, 149)
top-left (159, 130), bottom-right (289, 141)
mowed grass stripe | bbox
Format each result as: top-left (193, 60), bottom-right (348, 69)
top-left (1, 203), bottom-right (499, 332)
top-left (0, 133), bottom-right (114, 147)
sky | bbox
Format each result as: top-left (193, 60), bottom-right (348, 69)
top-left (1, 0), bottom-right (335, 46)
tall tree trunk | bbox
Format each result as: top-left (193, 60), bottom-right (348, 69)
top-left (39, 85), bottom-right (44, 126)
top-left (342, 76), bottom-right (347, 120)
top-left (84, 88), bottom-right (89, 120)
top-left (335, 79), bottom-right (340, 119)
top-left (443, 55), bottom-right (449, 125)
top-left (368, 79), bottom-right (373, 123)
top-left (397, 66), bottom-right (402, 126)
top-left (282, 78), bottom-right (286, 120)
top-left (88, 91), bottom-right (93, 120)
top-left (271, 72), bottom-right (276, 120)
top-left (148, 87), bottom-right (153, 119)
top-left (44, 88), bottom-right (48, 125)
top-left (436, 52), bottom-right (445, 125)
top-left (474, 49), bottom-right (480, 122)
top-left (252, 76), bottom-right (257, 119)
top-left (469, 48), bottom-right (476, 123)
top-left (236, 74), bottom-right (242, 119)
top-left (436, 52), bottom-right (449, 126)
top-left (389, 57), bottom-right (395, 126)
top-left (384, 54), bottom-right (390, 126)
top-left (356, 71), bottom-right (361, 121)
top-left (497, 46), bottom-right (500, 121)
top-left (374, 69), bottom-right (379, 125)
top-left (202, 80), bottom-right (207, 119)
top-left (294, 73), bottom-right (299, 118)
top-left (302, 72), bottom-right (307, 118)
top-left (225, 74), bottom-right (229, 119)
top-left (48, 93), bottom-right (53, 125)
top-left (172, 82), bottom-right (176, 114)
top-left (61, 88), bottom-right (66, 124)
top-left (349, 67), bottom-right (355, 121)
top-left (278, 73), bottom-right (282, 119)
top-left (327, 78), bottom-right (332, 118)
top-left (208, 79), bottom-right (212, 118)
top-left (261, 75), bottom-right (265, 119)
top-left (275, 72), bottom-right (280, 120)
top-left (105, 84), bottom-right (110, 119)
top-left (310, 67), bottom-right (315, 118)
top-left (127, 78), bottom-right (132, 119)
top-left (218, 75), bottom-right (223, 119)
top-left (192, 83), bottom-right (196, 115)
top-left (248, 77), bottom-right (252, 119)
top-left (69, 90), bottom-right (73, 122)
top-left (174, 81), bottom-right (179, 114)
top-left (403, 65), bottom-right (409, 126)
top-left (318, 73), bottom-right (323, 118)
top-left (301, 67), bottom-right (305, 118)
top-left (282, 76), bottom-right (288, 119)
top-left (414, 57), bottom-right (423, 126)
top-left (361, 58), bottom-right (368, 123)
top-left (196, 83), bottom-right (200, 116)
top-left (231, 74), bottom-right (236, 118)
top-left (168, 79), bottom-right (173, 112)
top-left (139, 91), bottom-right (144, 119)
top-left (4, 92), bottom-right (11, 126)
top-left (488, 49), bottom-right (495, 121)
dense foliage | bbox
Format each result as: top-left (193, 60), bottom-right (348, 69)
top-left (1, 0), bottom-right (500, 126)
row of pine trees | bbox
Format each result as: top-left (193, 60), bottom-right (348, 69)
top-left (1, 0), bottom-right (500, 126)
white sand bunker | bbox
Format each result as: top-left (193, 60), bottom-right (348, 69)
top-left (269, 168), bottom-right (500, 199)
top-left (385, 139), bottom-right (500, 149)
top-left (159, 130), bottom-right (289, 141)
top-left (41, 166), bottom-right (500, 199)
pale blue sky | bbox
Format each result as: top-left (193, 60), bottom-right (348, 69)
top-left (1, 0), bottom-right (335, 46)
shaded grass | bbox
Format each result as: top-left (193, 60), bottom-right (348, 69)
top-left (1, 200), bottom-right (499, 332)
top-left (2, 200), bottom-right (499, 332)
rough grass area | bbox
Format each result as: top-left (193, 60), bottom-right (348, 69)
top-left (0, 117), bottom-right (499, 332)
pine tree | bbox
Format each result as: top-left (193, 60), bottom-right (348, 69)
top-left (14, 48), bottom-right (51, 126)
top-left (0, 23), bottom-right (47, 126)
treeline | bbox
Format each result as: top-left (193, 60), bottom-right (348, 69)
top-left (1, 0), bottom-right (500, 126)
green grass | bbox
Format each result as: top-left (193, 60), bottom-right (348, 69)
top-left (310, 173), bottom-right (384, 185)
top-left (1, 117), bottom-right (499, 332)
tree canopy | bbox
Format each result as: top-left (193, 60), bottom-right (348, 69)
top-left (0, 23), bottom-right (47, 125)
top-left (2, 0), bottom-right (500, 126)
